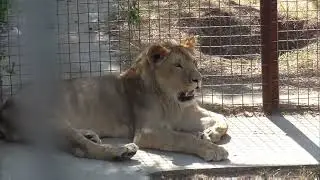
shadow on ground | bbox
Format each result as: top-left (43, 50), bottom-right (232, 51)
top-left (268, 114), bottom-right (320, 162)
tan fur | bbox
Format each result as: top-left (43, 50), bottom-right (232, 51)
top-left (0, 38), bottom-right (229, 161)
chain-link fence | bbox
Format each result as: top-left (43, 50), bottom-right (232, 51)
top-left (0, 0), bottom-right (319, 114)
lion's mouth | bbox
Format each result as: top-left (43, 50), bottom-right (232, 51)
top-left (177, 90), bottom-right (195, 102)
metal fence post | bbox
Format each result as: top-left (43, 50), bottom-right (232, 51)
top-left (260, 0), bottom-right (279, 114)
top-left (18, 0), bottom-right (68, 180)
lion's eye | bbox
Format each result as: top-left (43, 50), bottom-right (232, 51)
top-left (174, 63), bottom-right (183, 68)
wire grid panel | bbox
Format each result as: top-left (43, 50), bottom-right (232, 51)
top-left (57, 0), bottom-right (264, 108)
top-left (0, 0), bottom-right (24, 102)
top-left (1, 0), bottom-right (263, 109)
top-left (118, 0), bottom-right (263, 108)
top-left (277, 0), bottom-right (320, 110)
top-left (57, 0), bottom-right (120, 78)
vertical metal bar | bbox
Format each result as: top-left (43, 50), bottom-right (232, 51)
top-left (21, 0), bottom-right (67, 179)
top-left (260, 0), bottom-right (279, 114)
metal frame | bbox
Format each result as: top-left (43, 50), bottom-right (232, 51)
top-left (260, 0), bottom-right (279, 114)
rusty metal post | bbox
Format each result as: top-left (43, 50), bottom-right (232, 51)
top-left (260, 0), bottom-right (279, 114)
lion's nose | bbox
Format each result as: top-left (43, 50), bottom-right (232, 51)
top-left (192, 79), bottom-right (199, 83)
top-left (190, 71), bottom-right (202, 88)
top-left (192, 78), bottom-right (201, 89)
top-left (191, 75), bottom-right (201, 83)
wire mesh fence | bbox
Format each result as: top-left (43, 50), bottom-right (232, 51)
top-left (112, 0), bottom-right (264, 113)
top-left (0, 0), bottom-right (319, 113)
top-left (277, 0), bottom-right (320, 112)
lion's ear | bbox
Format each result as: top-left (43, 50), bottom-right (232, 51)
top-left (147, 44), bottom-right (170, 65)
top-left (181, 36), bottom-right (196, 49)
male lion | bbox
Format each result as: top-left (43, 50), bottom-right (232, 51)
top-left (0, 37), bottom-right (229, 161)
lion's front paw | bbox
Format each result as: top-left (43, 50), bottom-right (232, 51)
top-left (113, 143), bottom-right (139, 161)
top-left (197, 131), bottom-right (211, 142)
top-left (203, 123), bottom-right (228, 143)
top-left (203, 128), bottom-right (222, 143)
top-left (199, 143), bottom-right (228, 161)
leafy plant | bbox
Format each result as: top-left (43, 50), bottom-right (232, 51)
top-left (0, 0), bottom-right (9, 23)
top-left (0, 0), bottom-right (14, 76)
top-left (128, 0), bottom-right (140, 25)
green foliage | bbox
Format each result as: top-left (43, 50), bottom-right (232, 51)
top-left (0, 0), bottom-right (9, 23)
top-left (0, 0), bottom-right (15, 76)
top-left (128, 0), bottom-right (140, 25)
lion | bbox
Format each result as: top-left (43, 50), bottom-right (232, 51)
top-left (0, 37), bottom-right (229, 161)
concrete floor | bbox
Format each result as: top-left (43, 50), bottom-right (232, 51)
top-left (0, 114), bottom-right (319, 180)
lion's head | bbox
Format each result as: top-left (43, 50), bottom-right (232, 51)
top-left (121, 37), bottom-right (202, 105)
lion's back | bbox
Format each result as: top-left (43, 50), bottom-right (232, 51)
top-left (1, 74), bottom-right (133, 139)
top-left (61, 75), bottom-right (133, 137)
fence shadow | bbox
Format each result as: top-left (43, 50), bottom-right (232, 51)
top-left (268, 113), bottom-right (320, 162)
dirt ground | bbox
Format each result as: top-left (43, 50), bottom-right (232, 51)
top-left (111, 0), bottom-right (319, 77)
top-left (150, 165), bottom-right (320, 180)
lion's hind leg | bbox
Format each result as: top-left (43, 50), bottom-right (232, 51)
top-left (65, 127), bottom-right (139, 161)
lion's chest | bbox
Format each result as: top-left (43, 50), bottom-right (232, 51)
top-left (135, 97), bottom-right (183, 130)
